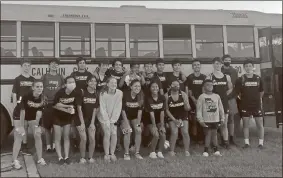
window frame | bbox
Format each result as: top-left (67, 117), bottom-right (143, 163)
top-left (59, 22), bottom-right (91, 57)
top-left (1, 20), bottom-right (17, 57)
top-left (95, 23), bottom-right (126, 58)
top-left (21, 21), bottom-right (55, 57)
top-left (226, 25), bottom-right (255, 57)
top-left (195, 25), bottom-right (224, 58)
top-left (129, 24), bottom-right (159, 58)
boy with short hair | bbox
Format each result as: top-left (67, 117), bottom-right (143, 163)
top-left (12, 58), bottom-right (35, 154)
top-left (197, 79), bottom-right (225, 157)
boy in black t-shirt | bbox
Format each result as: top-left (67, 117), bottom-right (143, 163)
top-left (166, 59), bottom-right (187, 92)
top-left (53, 76), bottom-right (82, 165)
top-left (235, 59), bottom-right (264, 149)
top-left (186, 59), bottom-right (207, 144)
top-left (12, 59), bottom-right (35, 154)
top-left (154, 58), bottom-right (167, 95)
top-left (12, 80), bottom-right (46, 169)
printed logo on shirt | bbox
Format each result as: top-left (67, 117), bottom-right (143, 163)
top-left (169, 102), bottom-right (184, 108)
top-left (75, 76), bottom-right (88, 81)
top-left (126, 102), bottom-right (139, 108)
top-left (150, 103), bottom-right (163, 110)
top-left (27, 100), bottom-right (43, 108)
top-left (193, 80), bottom-right (204, 85)
top-left (204, 98), bottom-right (217, 112)
top-left (20, 81), bottom-right (33, 87)
top-left (212, 80), bottom-right (227, 86)
top-left (59, 97), bottom-right (75, 104)
top-left (97, 82), bottom-right (106, 87)
top-left (111, 75), bottom-right (121, 80)
top-left (158, 76), bottom-right (166, 82)
top-left (244, 82), bottom-right (259, 87)
top-left (47, 81), bottom-right (60, 90)
top-left (83, 97), bottom-right (96, 104)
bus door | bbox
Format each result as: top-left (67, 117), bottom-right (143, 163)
top-left (258, 27), bottom-right (282, 128)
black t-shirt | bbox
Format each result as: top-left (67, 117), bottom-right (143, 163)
top-left (53, 88), bottom-right (82, 119)
top-left (95, 73), bottom-right (108, 92)
top-left (106, 69), bottom-right (125, 89)
top-left (167, 90), bottom-right (188, 120)
top-left (122, 91), bottom-right (143, 120)
top-left (144, 94), bottom-right (165, 124)
top-left (12, 75), bottom-right (35, 100)
top-left (235, 74), bottom-right (264, 109)
top-left (154, 72), bottom-right (168, 93)
top-left (210, 74), bottom-right (229, 105)
top-left (186, 73), bottom-right (206, 99)
top-left (20, 92), bottom-right (44, 121)
top-left (70, 70), bottom-right (93, 90)
top-left (166, 73), bottom-right (185, 92)
top-left (81, 89), bottom-right (99, 120)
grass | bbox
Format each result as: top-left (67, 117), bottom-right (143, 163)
top-left (2, 127), bottom-right (282, 177)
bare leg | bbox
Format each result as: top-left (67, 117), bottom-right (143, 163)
top-left (101, 123), bottom-right (111, 155)
top-left (243, 117), bottom-right (250, 145)
top-left (169, 121), bottom-right (178, 153)
top-left (180, 121), bottom-right (190, 152)
top-left (53, 125), bottom-right (63, 159)
top-left (148, 124), bottom-right (159, 153)
top-left (87, 128), bottom-right (95, 159)
top-left (12, 120), bottom-right (24, 161)
top-left (29, 121), bottom-right (43, 160)
top-left (77, 127), bottom-right (87, 158)
top-left (255, 117), bottom-right (264, 145)
top-left (110, 124), bottom-right (117, 155)
top-left (63, 124), bottom-right (71, 158)
top-left (131, 119), bottom-right (142, 153)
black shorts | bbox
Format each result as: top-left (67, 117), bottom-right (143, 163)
top-left (42, 104), bottom-right (54, 130)
top-left (74, 115), bottom-right (91, 128)
top-left (221, 99), bottom-right (229, 114)
top-left (53, 114), bottom-right (74, 127)
top-left (142, 112), bottom-right (161, 126)
top-left (13, 105), bottom-right (21, 120)
top-left (241, 107), bottom-right (263, 117)
top-left (204, 122), bottom-right (220, 129)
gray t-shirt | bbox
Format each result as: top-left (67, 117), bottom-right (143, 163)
top-left (197, 93), bottom-right (225, 123)
top-left (41, 73), bottom-right (64, 103)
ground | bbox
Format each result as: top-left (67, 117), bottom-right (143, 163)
top-left (1, 126), bottom-right (282, 177)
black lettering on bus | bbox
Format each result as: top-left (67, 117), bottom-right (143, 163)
top-left (32, 68), bottom-right (36, 76)
top-left (59, 68), bottom-right (65, 76)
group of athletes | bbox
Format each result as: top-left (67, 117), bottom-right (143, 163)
top-left (11, 55), bottom-right (265, 169)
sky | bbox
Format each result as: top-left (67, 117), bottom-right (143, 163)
top-left (1, 1), bottom-right (282, 14)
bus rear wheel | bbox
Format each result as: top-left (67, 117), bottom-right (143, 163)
top-left (1, 108), bottom-right (12, 148)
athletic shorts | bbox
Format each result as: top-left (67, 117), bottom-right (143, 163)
top-left (53, 113), bottom-right (74, 127)
top-left (204, 122), bottom-right (220, 129)
top-left (221, 99), bottom-right (229, 114)
top-left (228, 98), bottom-right (239, 115)
top-left (168, 117), bottom-right (188, 122)
top-left (13, 105), bottom-right (21, 120)
top-left (74, 115), bottom-right (92, 128)
top-left (42, 104), bottom-right (54, 130)
top-left (142, 112), bottom-right (161, 126)
top-left (241, 107), bottom-right (263, 117)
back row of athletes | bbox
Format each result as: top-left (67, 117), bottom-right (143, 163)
top-left (11, 55), bottom-right (264, 169)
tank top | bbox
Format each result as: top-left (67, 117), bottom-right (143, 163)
top-left (168, 90), bottom-right (188, 120)
top-left (96, 73), bottom-right (108, 91)
top-left (210, 73), bottom-right (228, 104)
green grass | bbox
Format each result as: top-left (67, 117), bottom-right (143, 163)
top-left (29, 127), bottom-right (283, 177)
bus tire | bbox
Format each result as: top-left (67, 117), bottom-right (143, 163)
top-left (0, 107), bottom-right (12, 148)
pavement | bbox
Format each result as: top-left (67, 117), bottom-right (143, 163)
top-left (1, 152), bottom-right (40, 177)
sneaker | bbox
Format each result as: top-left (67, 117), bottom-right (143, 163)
top-left (12, 160), bottom-right (22, 170)
top-left (79, 158), bottom-right (87, 164)
top-left (202, 152), bottom-right (209, 157)
top-left (110, 155), bottom-right (117, 162)
top-left (243, 144), bottom-right (250, 149)
top-left (258, 144), bottom-right (264, 149)
top-left (37, 158), bottom-right (47, 166)
top-left (58, 158), bottom-right (65, 165)
top-left (88, 158), bottom-right (95, 163)
top-left (157, 152), bottom-right (164, 158)
top-left (104, 155), bottom-right (111, 162)
top-left (135, 153), bottom-right (143, 160)
top-left (168, 151), bottom-right (176, 157)
top-left (124, 153), bottom-right (131, 160)
top-left (52, 148), bottom-right (56, 153)
top-left (213, 151), bottom-right (222, 156)
top-left (185, 151), bottom-right (190, 157)
top-left (64, 158), bottom-right (71, 165)
top-left (223, 142), bottom-right (230, 149)
top-left (149, 152), bottom-right (157, 159)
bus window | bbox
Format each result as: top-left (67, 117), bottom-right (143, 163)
top-left (21, 22), bottom-right (55, 57)
top-left (195, 25), bottom-right (224, 57)
top-left (227, 26), bottom-right (255, 57)
top-left (1, 21), bottom-right (16, 57)
top-left (95, 24), bottom-right (125, 57)
top-left (129, 24), bottom-right (159, 57)
top-left (272, 31), bottom-right (282, 67)
top-left (163, 24), bottom-right (192, 58)
top-left (59, 23), bottom-right (91, 56)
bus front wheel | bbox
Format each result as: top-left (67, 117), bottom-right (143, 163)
top-left (1, 108), bottom-right (12, 148)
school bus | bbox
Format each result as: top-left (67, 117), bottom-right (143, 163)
top-left (1, 3), bottom-right (282, 145)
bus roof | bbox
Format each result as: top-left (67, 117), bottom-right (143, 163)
top-left (1, 3), bottom-right (282, 27)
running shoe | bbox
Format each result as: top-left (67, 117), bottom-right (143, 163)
top-left (168, 151), bottom-right (176, 157)
top-left (185, 151), bottom-right (191, 157)
top-left (110, 155), bottom-right (117, 162)
top-left (12, 160), bottom-right (22, 170)
top-left (104, 155), bottom-right (111, 162)
top-left (202, 152), bottom-right (209, 157)
top-left (37, 158), bottom-right (47, 166)
top-left (258, 144), bottom-right (264, 149)
top-left (58, 158), bottom-right (65, 165)
top-left (213, 151), bottom-right (222, 156)
top-left (243, 144), bottom-right (250, 149)
top-left (149, 152), bottom-right (157, 159)
top-left (124, 153), bottom-right (131, 160)
top-left (88, 158), bottom-right (95, 163)
top-left (79, 158), bottom-right (87, 164)
top-left (135, 153), bottom-right (143, 159)
top-left (64, 158), bottom-right (71, 165)
top-left (157, 152), bottom-right (164, 158)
